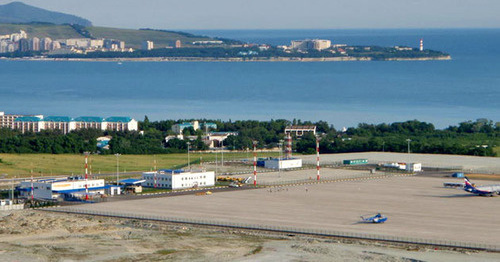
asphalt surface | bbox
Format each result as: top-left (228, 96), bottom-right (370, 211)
top-left (67, 175), bottom-right (500, 245)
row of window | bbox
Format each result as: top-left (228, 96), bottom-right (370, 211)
top-left (145, 181), bottom-right (209, 187)
top-left (144, 175), bottom-right (208, 181)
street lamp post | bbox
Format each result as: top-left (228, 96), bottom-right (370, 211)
top-left (406, 139), bottom-right (411, 172)
top-left (316, 136), bottom-right (321, 180)
top-left (187, 142), bottom-right (191, 171)
top-left (11, 175), bottom-right (15, 202)
top-left (221, 140), bottom-right (224, 167)
top-left (279, 139), bottom-right (284, 175)
top-left (115, 153), bottom-right (121, 185)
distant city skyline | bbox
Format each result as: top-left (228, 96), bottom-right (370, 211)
top-left (0, 0), bottom-right (499, 30)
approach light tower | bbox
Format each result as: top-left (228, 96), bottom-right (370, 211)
top-left (420, 38), bottom-right (424, 51)
top-left (253, 140), bottom-right (258, 186)
top-left (316, 136), bottom-right (321, 181)
top-left (84, 152), bottom-right (90, 201)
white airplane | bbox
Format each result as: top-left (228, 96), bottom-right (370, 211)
top-left (464, 177), bottom-right (500, 197)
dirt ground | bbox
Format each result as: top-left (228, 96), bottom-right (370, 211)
top-left (1, 210), bottom-right (499, 262)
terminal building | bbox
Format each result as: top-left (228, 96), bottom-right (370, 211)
top-left (18, 177), bottom-right (107, 200)
top-left (142, 169), bottom-right (215, 190)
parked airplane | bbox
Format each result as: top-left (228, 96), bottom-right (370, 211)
top-left (464, 177), bottom-right (500, 196)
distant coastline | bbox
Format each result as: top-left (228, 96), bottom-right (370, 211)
top-left (0, 55), bottom-right (452, 62)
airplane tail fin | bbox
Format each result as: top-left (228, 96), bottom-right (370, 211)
top-left (464, 176), bottom-right (475, 191)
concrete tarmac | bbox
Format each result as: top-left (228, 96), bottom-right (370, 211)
top-left (70, 176), bottom-right (500, 245)
top-left (300, 152), bottom-right (500, 173)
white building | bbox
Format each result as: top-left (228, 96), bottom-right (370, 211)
top-left (64, 38), bottom-right (92, 48)
top-left (142, 41), bottom-right (154, 50)
top-left (0, 112), bottom-right (27, 128)
top-left (13, 116), bottom-right (45, 133)
top-left (291, 39), bottom-right (331, 51)
top-left (406, 163), bottom-right (422, 172)
top-left (264, 158), bottom-right (303, 169)
top-left (192, 40), bottom-right (224, 45)
top-left (105, 117), bottom-right (138, 132)
top-left (142, 169), bottom-right (215, 190)
top-left (19, 177), bottom-right (106, 200)
top-left (171, 120), bottom-right (217, 134)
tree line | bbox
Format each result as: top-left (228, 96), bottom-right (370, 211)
top-left (0, 118), bottom-right (498, 156)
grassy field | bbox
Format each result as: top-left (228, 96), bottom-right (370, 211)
top-left (0, 152), bottom-right (279, 178)
top-left (0, 24), bottom-right (82, 39)
top-left (87, 27), bottom-right (212, 49)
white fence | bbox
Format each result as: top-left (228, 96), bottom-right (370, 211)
top-left (0, 204), bottom-right (24, 211)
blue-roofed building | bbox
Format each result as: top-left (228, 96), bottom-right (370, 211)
top-left (74, 116), bottom-right (106, 130)
top-left (18, 177), bottom-right (107, 200)
top-left (104, 116), bottom-right (138, 132)
top-left (8, 112), bottom-right (138, 133)
top-left (44, 116), bottom-right (74, 134)
top-left (13, 116), bottom-right (44, 133)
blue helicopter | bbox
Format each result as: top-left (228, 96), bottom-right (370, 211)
top-left (360, 213), bottom-right (388, 223)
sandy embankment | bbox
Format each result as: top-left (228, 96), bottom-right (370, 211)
top-left (1, 210), bottom-right (497, 261)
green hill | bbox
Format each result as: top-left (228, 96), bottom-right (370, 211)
top-left (87, 27), bottom-right (222, 48)
top-left (0, 23), bottom-right (233, 49)
top-left (0, 23), bottom-right (82, 39)
top-left (0, 2), bottom-right (91, 26)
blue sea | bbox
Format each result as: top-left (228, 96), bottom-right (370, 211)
top-left (0, 29), bottom-right (499, 129)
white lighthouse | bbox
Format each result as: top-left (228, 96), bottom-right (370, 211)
top-left (420, 38), bottom-right (424, 51)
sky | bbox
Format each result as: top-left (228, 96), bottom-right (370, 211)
top-left (1, 0), bottom-right (499, 30)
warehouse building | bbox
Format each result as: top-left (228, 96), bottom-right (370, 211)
top-left (18, 177), bottom-right (107, 200)
top-left (142, 169), bottom-right (215, 189)
top-left (264, 158), bottom-right (303, 169)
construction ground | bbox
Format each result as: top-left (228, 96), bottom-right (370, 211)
top-left (1, 209), bottom-right (500, 262)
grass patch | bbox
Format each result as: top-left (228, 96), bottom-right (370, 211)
top-left (155, 249), bottom-right (177, 255)
top-left (0, 152), bottom-right (279, 178)
top-left (494, 146), bottom-right (500, 157)
top-left (245, 245), bottom-right (263, 256)
top-left (140, 187), bottom-right (171, 194)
